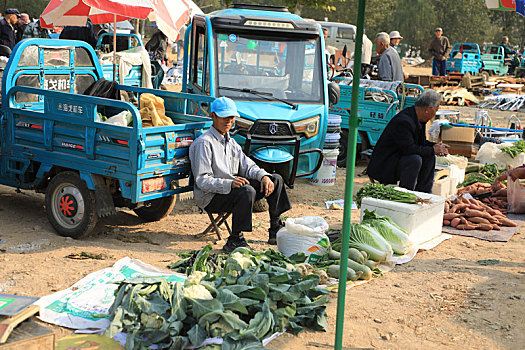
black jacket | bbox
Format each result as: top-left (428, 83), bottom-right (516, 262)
top-left (0, 18), bottom-right (16, 49)
top-left (367, 106), bottom-right (435, 184)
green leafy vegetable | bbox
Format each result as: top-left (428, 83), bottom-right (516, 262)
top-left (501, 140), bottom-right (525, 159)
top-left (362, 210), bottom-right (412, 255)
top-left (106, 245), bottom-right (330, 349)
top-left (348, 223), bottom-right (393, 262)
top-left (356, 183), bottom-right (426, 208)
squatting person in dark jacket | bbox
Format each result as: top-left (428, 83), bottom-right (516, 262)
top-left (367, 90), bottom-right (449, 193)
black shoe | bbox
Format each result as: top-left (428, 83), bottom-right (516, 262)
top-left (223, 235), bottom-right (251, 253)
top-left (268, 219), bottom-right (284, 245)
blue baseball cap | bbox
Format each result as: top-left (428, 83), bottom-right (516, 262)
top-left (211, 97), bottom-right (239, 118)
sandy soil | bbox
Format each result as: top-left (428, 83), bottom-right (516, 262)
top-left (1, 64), bottom-right (524, 348)
top-left (0, 156), bottom-right (524, 349)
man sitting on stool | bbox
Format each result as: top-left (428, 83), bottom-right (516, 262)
top-left (189, 97), bottom-right (291, 252)
top-left (367, 90), bottom-right (449, 193)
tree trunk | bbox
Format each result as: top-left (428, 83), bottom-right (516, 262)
top-left (294, 3), bottom-right (304, 16)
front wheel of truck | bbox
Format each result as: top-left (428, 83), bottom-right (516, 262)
top-left (134, 196), bottom-right (176, 222)
top-left (45, 172), bottom-right (98, 238)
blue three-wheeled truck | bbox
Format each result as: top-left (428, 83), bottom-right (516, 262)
top-left (0, 38), bottom-right (213, 238)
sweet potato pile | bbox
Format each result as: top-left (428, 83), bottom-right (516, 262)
top-left (456, 182), bottom-right (508, 212)
top-left (443, 195), bottom-right (517, 231)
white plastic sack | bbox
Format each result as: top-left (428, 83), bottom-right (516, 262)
top-left (35, 257), bottom-right (186, 332)
top-left (276, 216), bottom-right (330, 264)
top-left (507, 177), bottom-right (525, 213)
top-left (104, 110), bottom-right (132, 126)
top-left (428, 120), bottom-right (443, 143)
top-left (476, 142), bottom-right (525, 169)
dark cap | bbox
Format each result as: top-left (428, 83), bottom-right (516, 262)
top-left (5, 8), bottom-right (20, 17)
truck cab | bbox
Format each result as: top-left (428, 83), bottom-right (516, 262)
top-left (182, 4), bottom-right (333, 187)
top-left (446, 43), bottom-right (482, 75)
top-left (481, 45), bottom-right (509, 76)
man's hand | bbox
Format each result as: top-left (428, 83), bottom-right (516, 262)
top-left (261, 176), bottom-right (274, 197)
top-left (232, 176), bottom-right (249, 189)
top-left (433, 142), bottom-right (449, 156)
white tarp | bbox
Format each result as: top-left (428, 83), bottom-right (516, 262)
top-left (35, 257), bottom-right (186, 332)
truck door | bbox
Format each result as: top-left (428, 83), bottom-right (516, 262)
top-left (189, 19), bottom-right (210, 96)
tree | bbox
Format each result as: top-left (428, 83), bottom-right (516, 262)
top-left (3, 0), bottom-right (47, 20)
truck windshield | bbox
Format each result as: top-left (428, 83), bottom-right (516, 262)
top-left (215, 32), bottom-right (323, 104)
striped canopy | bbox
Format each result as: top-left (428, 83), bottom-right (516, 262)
top-left (40, 0), bottom-right (154, 28)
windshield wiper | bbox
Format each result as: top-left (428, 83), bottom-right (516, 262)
top-left (218, 86), bottom-right (298, 110)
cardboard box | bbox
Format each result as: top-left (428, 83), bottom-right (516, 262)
top-left (446, 141), bottom-right (473, 158)
top-left (440, 127), bottom-right (475, 143)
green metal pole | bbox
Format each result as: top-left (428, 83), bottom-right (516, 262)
top-left (334, 0), bottom-right (366, 349)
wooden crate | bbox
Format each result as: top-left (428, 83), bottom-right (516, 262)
top-left (0, 321), bottom-right (54, 350)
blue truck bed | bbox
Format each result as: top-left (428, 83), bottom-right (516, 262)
top-left (0, 39), bottom-right (212, 237)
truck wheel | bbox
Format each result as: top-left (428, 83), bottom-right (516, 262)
top-left (337, 130), bottom-right (348, 167)
top-left (253, 199), bottom-right (268, 212)
top-left (481, 71), bottom-right (490, 82)
top-left (45, 171), bottom-right (98, 238)
top-left (134, 196), bottom-right (176, 222)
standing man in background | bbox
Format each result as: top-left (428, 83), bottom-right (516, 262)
top-left (428, 27), bottom-right (451, 76)
top-left (16, 13), bottom-right (30, 43)
top-left (375, 32), bottom-right (404, 81)
top-left (0, 9), bottom-right (20, 50)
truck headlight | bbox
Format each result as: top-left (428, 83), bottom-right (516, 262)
top-left (293, 116), bottom-right (320, 138)
top-left (234, 117), bottom-right (253, 133)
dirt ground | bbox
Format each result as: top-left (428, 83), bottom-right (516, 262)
top-left (1, 69), bottom-right (525, 349)
top-left (1, 160), bottom-right (524, 349)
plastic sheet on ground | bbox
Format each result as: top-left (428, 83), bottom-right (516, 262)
top-left (35, 257), bottom-right (186, 332)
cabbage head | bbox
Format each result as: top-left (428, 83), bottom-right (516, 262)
top-left (349, 223), bottom-right (393, 262)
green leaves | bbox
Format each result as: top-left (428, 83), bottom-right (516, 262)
top-left (107, 246), bottom-right (329, 349)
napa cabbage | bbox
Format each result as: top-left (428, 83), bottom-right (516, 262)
top-left (362, 210), bottom-right (413, 255)
top-left (349, 223), bottom-right (393, 262)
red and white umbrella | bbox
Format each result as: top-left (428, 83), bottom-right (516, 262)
top-left (40, 0), bottom-right (154, 28)
top-left (40, 0), bottom-right (155, 81)
top-left (148, 0), bottom-right (198, 42)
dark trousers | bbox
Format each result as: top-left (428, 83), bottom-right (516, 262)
top-left (432, 58), bottom-right (447, 76)
top-left (397, 154), bottom-right (435, 193)
top-left (205, 174), bottom-right (291, 236)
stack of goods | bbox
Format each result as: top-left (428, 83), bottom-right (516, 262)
top-left (442, 195), bottom-right (516, 231)
top-left (323, 114), bottom-right (342, 150)
top-left (309, 114), bottom-right (342, 186)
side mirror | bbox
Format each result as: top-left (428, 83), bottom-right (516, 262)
top-left (342, 44), bottom-right (348, 58)
top-left (328, 82), bottom-right (340, 106)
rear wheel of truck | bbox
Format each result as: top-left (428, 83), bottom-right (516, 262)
top-left (134, 196), bottom-right (176, 222)
top-left (45, 172), bottom-right (98, 238)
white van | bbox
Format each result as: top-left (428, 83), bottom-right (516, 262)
top-left (320, 22), bottom-right (356, 53)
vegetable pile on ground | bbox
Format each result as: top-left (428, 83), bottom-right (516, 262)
top-left (105, 245), bottom-right (329, 350)
top-left (443, 195), bottom-right (516, 231)
top-left (325, 210), bottom-right (412, 280)
top-left (501, 140), bottom-right (525, 159)
top-left (459, 163), bottom-right (504, 187)
top-left (356, 183), bottom-right (429, 208)
top-left (456, 182), bottom-right (508, 212)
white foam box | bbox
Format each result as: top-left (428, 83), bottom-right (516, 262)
top-left (432, 177), bottom-right (453, 198)
top-left (360, 188), bottom-right (445, 246)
